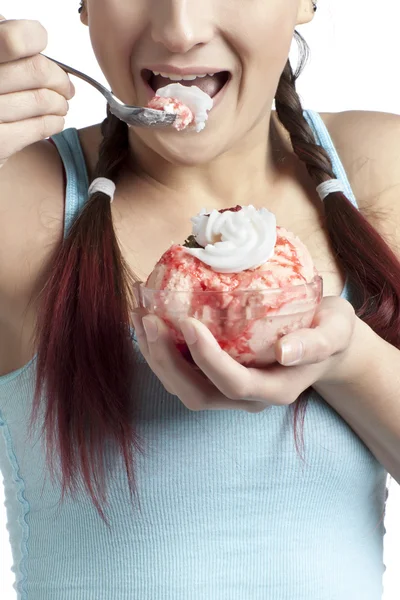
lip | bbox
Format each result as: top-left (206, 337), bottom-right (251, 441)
top-left (140, 69), bottom-right (232, 110)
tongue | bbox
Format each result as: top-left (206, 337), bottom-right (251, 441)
top-left (152, 74), bottom-right (224, 98)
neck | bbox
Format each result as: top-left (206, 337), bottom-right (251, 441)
top-left (123, 111), bottom-right (299, 214)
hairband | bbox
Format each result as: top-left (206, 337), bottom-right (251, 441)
top-left (88, 177), bottom-right (116, 202)
top-left (316, 179), bottom-right (346, 200)
top-left (88, 177), bottom-right (345, 203)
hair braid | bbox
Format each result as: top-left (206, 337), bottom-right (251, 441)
top-left (276, 72), bottom-right (335, 184)
top-left (275, 31), bottom-right (400, 454)
top-left (31, 107), bottom-right (142, 524)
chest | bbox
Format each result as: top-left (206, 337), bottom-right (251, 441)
top-left (114, 189), bottom-right (346, 297)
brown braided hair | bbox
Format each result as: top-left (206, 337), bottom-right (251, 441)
top-left (31, 30), bottom-right (400, 521)
top-left (276, 32), bottom-right (400, 452)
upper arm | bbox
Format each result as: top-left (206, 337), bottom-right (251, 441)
top-left (323, 110), bottom-right (400, 258)
top-left (0, 139), bottom-right (65, 320)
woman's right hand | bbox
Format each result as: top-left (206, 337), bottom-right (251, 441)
top-left (0, 16), bottom-right (75, 169)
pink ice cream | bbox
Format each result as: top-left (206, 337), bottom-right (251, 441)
top-left (141, 206), bottom-right (322, 366)
top-left (147, 96), bottom-right (194, 131)
top-left (147, 83), bottom-right (213, 132)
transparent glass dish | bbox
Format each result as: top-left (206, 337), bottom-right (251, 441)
top-left (136, 276), bottom-right (323, 366)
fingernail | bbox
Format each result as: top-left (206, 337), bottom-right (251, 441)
top-left (69, 82), bottom-right (76, 98)
top-left (180, 320), bottom-right (197, 345)
top-left (142, 316), bottom-right (158, 342)
top-left (281, 339), bottom-right (304, 366)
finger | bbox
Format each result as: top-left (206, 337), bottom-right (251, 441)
top-left (0, 18), bottom-right (48, 63)
top-left (132, 312), bottom-right (149, 352)
top-left (132, 313), bottom-right (175, 395)
top-left (141, 315), bottom-right (214, 404)
top-left (180, 317), bottom-right (332, 406)
top-left (180, 317), bottom-right (282, 405)
top-left (142, 316), bottom-right (256, 411)
top-left (0, 88), bottom-right (69, 124)
top-left (0, 53), bottom-right (75, 99)
top-left (0, 116), bottom-right (66, 165)
top-left (276, 296), bottom-right (355, 366)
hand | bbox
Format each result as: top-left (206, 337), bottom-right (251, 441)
top-left (0, 16), bottom-right (74, 169)
top-left (132, 296), bottom-right (357, 412)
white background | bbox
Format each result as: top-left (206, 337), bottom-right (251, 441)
top-left (1, 1), bottom-right (399, 598)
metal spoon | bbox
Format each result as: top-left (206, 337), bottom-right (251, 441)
top-left (40, 53), bottom-right (176, 128)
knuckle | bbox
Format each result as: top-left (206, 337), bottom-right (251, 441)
top-left (0, 20), bottom-right (48, 62)
top-left (0, 27), bottom-right (25, 60)
top-left (227, 380), bottom-right (251, 401)
top-left (284, 391), bottom-right (299, 406)
top-left (32, 88), bottom-right (68, 115)
top-left (32, 87), bottom-right (50, 108)
top-left (245, 401), bottom-right (268, 414)
top-left (37, 114), bottom-right (64, 139)
top-left (32, 20), bottom-right (49, 47)
top-left (163, 382), bottom-right (175, 395)
top-left (30, 53), bottom-right (51, 82)
top-left (269, 381), bottom-right (286, 405)
top-left (337, 296), bottom-right (354, 315)
top-left (315, 335), bottom-right (332, 361)
top-left (184, 393), bottom-right (208, 411)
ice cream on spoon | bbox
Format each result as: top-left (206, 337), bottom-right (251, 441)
top-left (147, 82), bottom-right (214, 132)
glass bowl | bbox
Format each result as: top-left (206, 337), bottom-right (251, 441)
top-left (136, 276), bottom-right (323, 366)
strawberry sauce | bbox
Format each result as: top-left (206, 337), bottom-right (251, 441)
top-left (145, 225), bottom-right (320, 365)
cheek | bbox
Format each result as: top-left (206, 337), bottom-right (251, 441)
top-left (88, 4), bottom-right (146, 99)
top-left (224, 0), bottom-right (296, 70)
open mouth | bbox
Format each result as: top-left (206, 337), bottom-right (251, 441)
top-left (142, 69), bottom-right (230, 99)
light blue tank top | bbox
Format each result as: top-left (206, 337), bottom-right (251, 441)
top-left (0, 110), bottom-right (388, 600)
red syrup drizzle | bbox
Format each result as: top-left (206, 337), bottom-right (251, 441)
top-left (152, 222), bottom-right (313, 363)
top-left (148, 95), bottom-right (194, 130)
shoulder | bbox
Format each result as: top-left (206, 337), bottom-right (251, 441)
top-left (76, 123), bottom-right (103, 182)
top-left (319, 110), bottom-right (400, 207)
top-left (0, 138), bottom-right (66, 315)
top-left (0, 122), bottom-right (103, 314)
top-left (319, 110), bottom-right (400, 254)
top-left (319, 110), bottom-right (400, 201)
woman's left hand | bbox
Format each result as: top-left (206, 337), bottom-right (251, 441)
top-left (132, 296), bottom-right (357, 412)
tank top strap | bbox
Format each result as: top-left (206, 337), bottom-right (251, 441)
top-left (48, 128), bottom-right (90, 238)
top-left (303, 109), bottom-right (359, 210)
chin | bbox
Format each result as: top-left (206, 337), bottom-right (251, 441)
top-left (138, 129), bottom-right (228, 166)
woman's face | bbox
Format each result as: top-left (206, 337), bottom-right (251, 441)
top-left (82, 0), bottom-right (313, 166)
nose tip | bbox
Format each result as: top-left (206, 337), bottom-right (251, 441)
top-left (153, 30), bottom-right (202, 54)
top-left (151, 3), bottom-right (213, 54)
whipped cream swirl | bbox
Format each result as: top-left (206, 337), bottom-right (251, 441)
top-left (156, 83), bottom-right (213, 132)
top-left (184, 205), bottom-right (277, 273)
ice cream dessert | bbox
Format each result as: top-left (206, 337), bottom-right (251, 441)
top-left (147, 83), bottom-right (213, 132)
top-left (140, 205), bottom-right (322, 366)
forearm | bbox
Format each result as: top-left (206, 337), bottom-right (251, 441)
top-left (314, 318), bottom-right (400, 482)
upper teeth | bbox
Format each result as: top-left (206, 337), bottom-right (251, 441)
top-left (152, 71), bottom-right (215, 81)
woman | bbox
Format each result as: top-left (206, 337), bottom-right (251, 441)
top-left (0, 1), bottom-right (399, 598)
